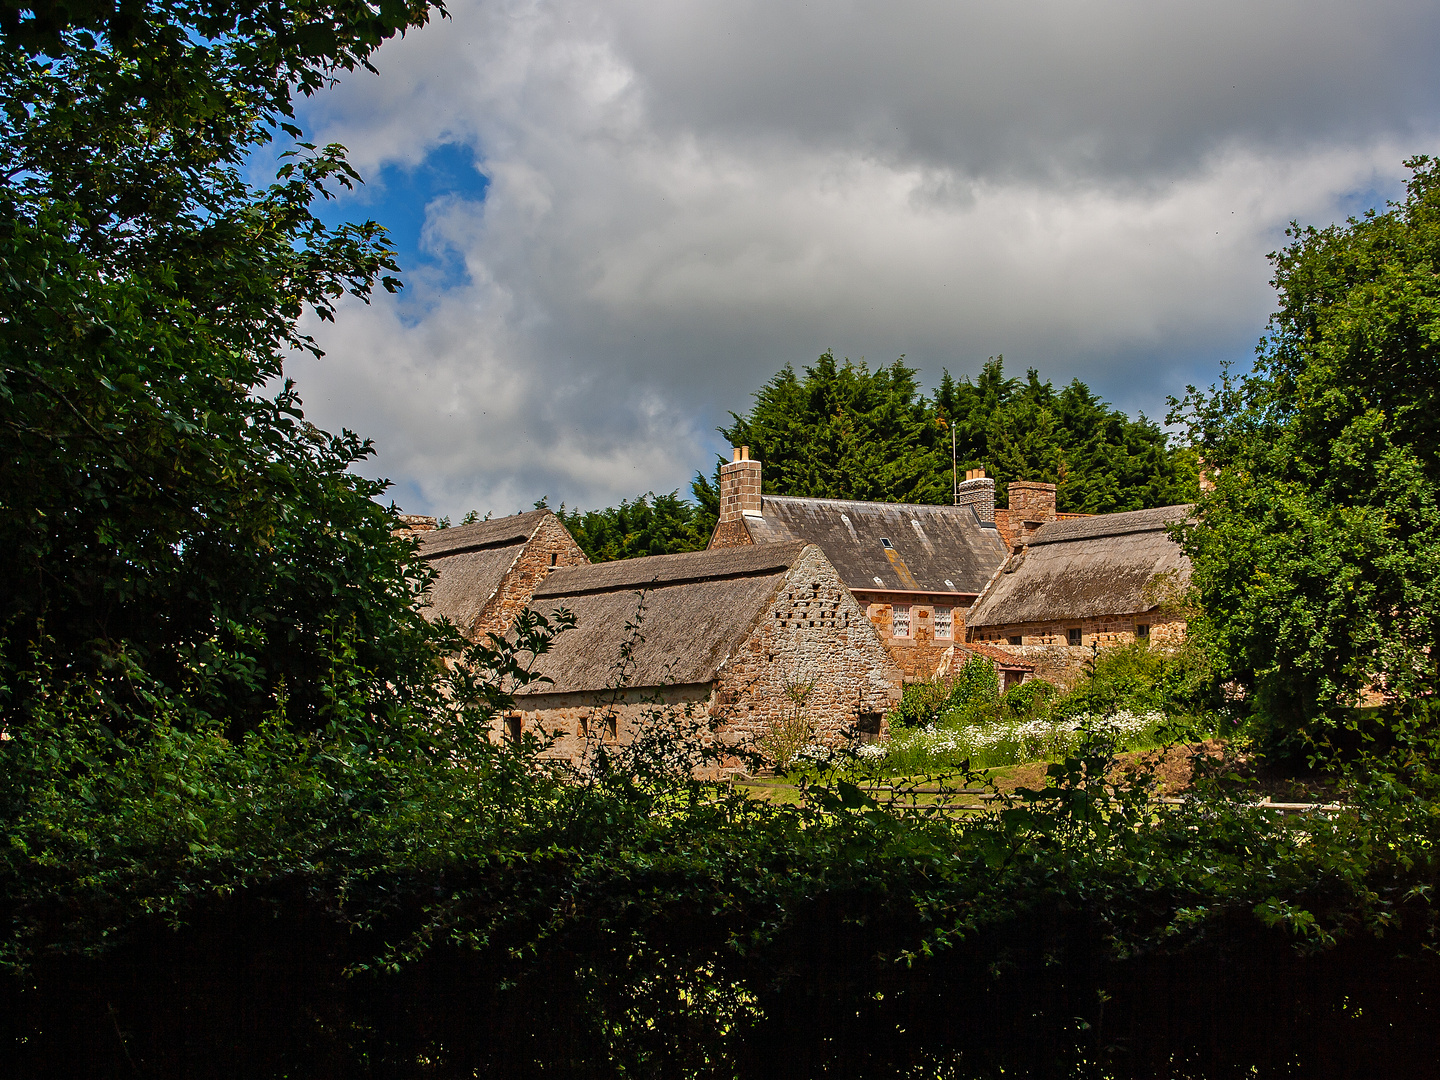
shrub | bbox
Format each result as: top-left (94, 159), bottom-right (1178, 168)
top-left (1001, 678), bottom-right (1058, 720)
top-left (1052, 641), bottom-right (1216, 725)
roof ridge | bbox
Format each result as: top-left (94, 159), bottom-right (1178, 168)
top-left (533, 541), bottom-right (807, 599)
top-left (763, 494), bottom-right (973, 513)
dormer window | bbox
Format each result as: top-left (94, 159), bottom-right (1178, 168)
top-left (879, 538), bottom-right (893, 549)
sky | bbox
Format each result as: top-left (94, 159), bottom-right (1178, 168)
top-left (284, 0), bottom-right (1440, 519)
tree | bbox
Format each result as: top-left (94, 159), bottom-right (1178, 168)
top-left (724, 353), bottom-right (1195, 512)
top-left (1173, 157), bottom-right (1440, 744)
top-left (0, 0), bottom-right (447, 739)
top-left (557, 491), bottom-right (712, 562)
top-left (722, 352), bottom-right (949, 503)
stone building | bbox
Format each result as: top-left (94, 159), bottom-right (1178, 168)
top-left (964, 505), bottom-right (1194, 686)
top-left (507, 541), bottom-right (901, 769)
top-left (707, 448), bottom-right (1007, 679)
top-left (409, 509), bottom-right (590, 642)
top-left (940, 639), bottom-right (1037, 694)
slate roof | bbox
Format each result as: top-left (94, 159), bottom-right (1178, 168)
top-left (965, 505), bottom-right (1193, 628)
top-left (741, 496), bottom-right (1006, 595)
top-left (519, 543), bottom-right (810, 696)
top-left (415, 509), bottom-right (551, 634)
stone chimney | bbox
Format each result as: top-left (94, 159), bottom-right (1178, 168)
top-left (954, 468), bottom-right (996, 524)
top-left (1006, 481), bottom-right (1057, 547)
top-left (393, 512), bottom-right (438, 537)
top-left (718, 445), bottom-right (763, 523)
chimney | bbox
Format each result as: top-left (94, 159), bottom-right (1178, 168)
top-left (719, 445), bottom-right (763, 523)
top-left (393, 512), bottom-right (438, 536)
top-left (954, 468), bottom-right (996, 524)
top-left (1197, 456), bottom-right (1217, 494)
top-left (1006, 481), bottom-right (1057, 545)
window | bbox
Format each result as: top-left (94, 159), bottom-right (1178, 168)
top-left (934, 607), bottom-right (953, 639)
top-left (606, 714), bottom-right (618, 741)
top-left (1135, 623), bottom-right (1150, 640)
top-left (1008, 635), bottom-right (1022, 646)
top-left (1067, 628), bottom-right (1082, 647)
top-left (505, 714), bottom-right (522, 744)
top-left (550, 553), bottom-right (558, 567)
top-left (857, 711), bottom-right (883, 739)
top-left (892, 605), bottom-right (911, 638)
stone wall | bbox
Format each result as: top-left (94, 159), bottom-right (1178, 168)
top-left (859, 592), bottom-right (973, 680)
top-left (967, 614), bottom-right (1187, 688)
top-left (507, 544), bottom-right (901, 773)
top-left (710, 544), bottom-right (901, 763)
top-left (474, 513), bottom-right (590, 640)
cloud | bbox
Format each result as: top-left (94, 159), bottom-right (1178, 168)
top-left (287, 0), bottom-right (1440, 516)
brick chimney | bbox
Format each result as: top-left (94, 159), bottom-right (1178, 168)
top-left (718, 446), bottom-right (763, 523)
top-left (954, 468), bottom-right (996, 524)
top-left (1006, 481), bottom-right (1057, 547)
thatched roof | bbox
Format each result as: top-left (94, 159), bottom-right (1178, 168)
top-left (741, 496), bottom-right (1005, 595)
top-left (415, 509), bottom-right (551, 632)
top-left (965, 505), bottom-right (1193, 628)
top-left (518, 542), bottom-right (810, 696)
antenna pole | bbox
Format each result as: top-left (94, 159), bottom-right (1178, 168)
top-left (952, 424), bottom-right (958, 504)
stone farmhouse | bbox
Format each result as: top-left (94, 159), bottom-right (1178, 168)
top-left (964, 504), bottom-right (1194, 685)
top-left (707, 448), bottom-right (1007, 679)
top-left (402, 509), bottom-right (590, 642)
top-left (507, 541), bottom-right (900, 769)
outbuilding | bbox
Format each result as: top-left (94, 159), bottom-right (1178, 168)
top-left (508, 541), bottom-right (901, 771)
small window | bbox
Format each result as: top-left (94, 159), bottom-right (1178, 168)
top-left (1067, 628), bottom-right (1082, 647)
top-left (505, 714), bottom-right (522, 744)
top-left (934, 607), bottom-right (953, 639)
top-left (550, 553), bottom-right (558, 567)
top-left (857, 711), bottom-right (883, 737)
top-left (879, 537), bottom-right (893, 549)
top-left (1008, 635), bottom-right (1022, 646)
top-left (1135, 623), bottom-right (1150, 640)
top-left (605, 714), bottom-right (618, 742)
top-left (892, 605), bottom-right (911, 638)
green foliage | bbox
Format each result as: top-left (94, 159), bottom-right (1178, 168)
top-left (557, 490), bottom-right (713, 562)
top-left (887, 657), bottom-right (1000, 730)
top-left (719, 352), bottom-right (1197, 513)
top-left (1000, 676), bottom-right (1058, 719)
top-left (722, 352), bottom-right (950, 503)
top-left (1050, 641), bottom-right (1217, 728)
top-left (948, 654), bottom-right (1002, 712)
top-left (1173, 157), bottom-right (1440, 748)
top-left (0, 0), bottom-right (447, 742)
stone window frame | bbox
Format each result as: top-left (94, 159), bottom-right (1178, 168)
top-left (1135, 623), bottom-right (1150, 640)
top-left (933, 606), bottom-right (953, 639)
top-left (892, 604), bottom-right (912, 638)
top-left (1067, 627), bottom-right (1083, 647)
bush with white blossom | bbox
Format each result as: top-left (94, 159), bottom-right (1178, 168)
top-left (867, 709), bottom-right (1169, 772)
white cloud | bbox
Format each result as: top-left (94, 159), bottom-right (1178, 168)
top-left (287, 0), bottom-right (1440, 516)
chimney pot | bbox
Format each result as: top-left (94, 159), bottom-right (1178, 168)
top-left (732, 447), bottom-right (742, 462)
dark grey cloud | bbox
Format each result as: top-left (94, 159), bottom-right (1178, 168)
top-left (288, 0), bottom-right (1438, 517)
top-left (617, 0), bottom-right (1440, 180)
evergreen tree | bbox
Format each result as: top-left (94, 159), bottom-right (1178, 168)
top-left (721, 352), bottom-right (949, 503)
top-left (558, 491), bottom-right (712, 562)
